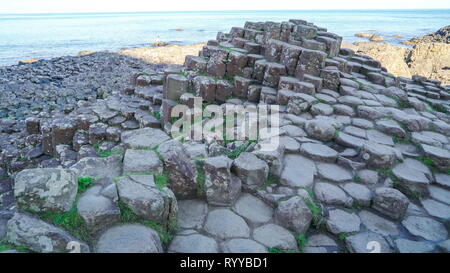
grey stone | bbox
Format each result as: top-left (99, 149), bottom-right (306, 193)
top-left (123, 149), bottom-right (163, 174)
top-left (402, 216), bottom-right (448, 241)
top-left (395, 239), bottom-right (435, 253)
top-left (359, 210), bottom-right (399, 236)
top-left (275, 196), bottom-right (312, 233)
top-left (233, 193), bottom-right (273, 226)
top-left (204, 156), bottom-right (241, 206)
top-left (169, 233), bottom-right (219, 253)
top-left (345, 232), bottom-right (392, 253)
top-left (177, 200), bottom-right (208, 229)
top-left (157, 140), bottom-right (198, 199)
top-left (326, 209), bottom-right (361, 234)
top-left (317, 163), bottom-right (352, 183)
top-left (280, 154), bottom-right (316, 188)
top-left (95, 224), bottom-right (163, 253)
top-left (315, 182), bottom-right (353, 207)
top-left (429, 185), bottom-right (450, 205)
top-left (121, 128), bottom-right (171, 149)
top-left (204, 209), bottom-right (250, 240)
top-left (341, 183), bottom-right (372, 206)
top-left (361, 142), bottom-right (396, 169)
top-left (14, 168), bottom-right (77, 213)
top-left (116, 175), bottom-right (178, 223)
top-left (253, 223), bottom-right (298, 251)
top-left (300, 143), bottom-right (338, 162)
top-left (421, 144), bottom-right (450, 172)
top-left (376, 119), bottom-right (406, 138)
top-left (305, 118), bottom-right (336, 141)
top-left (70, 154), bottom-right (123, 178)
top-left (373, 187), bottom-right (409, 220)
top-left (232, 152), bottom-right (269, 188)
top-left (435, 173), bottom-right (450, 190)
top-left (77, 185), bottom-right (120, 233)
top-left (221, 239), bottom-right (268, 253)
top-left (422, 199), bottom-right (450, 220)
top-left (6, 213), bottom-right (89, 253)
top-left (392, 160), bottom-right (430, 197)
top-left (358, 169), bottom-right (379, 185)
top-left (438, 240), bottom-right (450, 253)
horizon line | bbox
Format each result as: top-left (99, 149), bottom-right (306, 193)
top-left (1, 8), bottom-right (450, 16)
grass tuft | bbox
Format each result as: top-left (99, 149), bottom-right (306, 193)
top-left (38, 196), bottom-right (91, 242)
top-left (77, 177), bottom-right (94, 193)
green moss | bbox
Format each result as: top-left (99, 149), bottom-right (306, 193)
top-left (152, 111), bottom-right (161, 120)
top-left (268, 248), bottom-right (296, 253)
top-left (38, 196), bottom-right (91, 242)
top-left (258, 173), bottom-right (279, 190)
top-left (116, 172), bottom-right (169, 192)
top-left (333, 130), bottom-right (340, 139)
top-left (392, 136), bottom-right (411, 145)
top-left (376, 168), bottom-right (393, 178)
top-left (303, 198), bottom-right (322, 226)
top-left (225, 140), bottom-right (257, 160)
top-left (296, 234), bottom-right (308, 252)
top-left (338, 232), bottom-right (356, 242)
top-left (0, 240), bottom-right (30, 252)
top-left (77, 177), bottom-right (94, 193)
top-left (353, 175), bottom-right (361, 183)
top-left (417, 156), bottom-right (439, 173)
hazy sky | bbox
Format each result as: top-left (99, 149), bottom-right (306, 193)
top-left (1, 0), bottom-right (449, 14)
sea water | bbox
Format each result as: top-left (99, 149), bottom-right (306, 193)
top-left (0, 9), bottom-right (449, 66)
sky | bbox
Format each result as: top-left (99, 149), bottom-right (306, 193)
top-left (0, 0), bottom-right (449, 14)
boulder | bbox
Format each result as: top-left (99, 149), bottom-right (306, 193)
top-left (203, 156), bottom-right (241, 206)
top-left (157, 140), bottom-right (198, 199)
top-left (95, 224), bottom-right (162, 253)
top-left (123, 149), bottom-right (163, 174)
top-left (116, 175), bottom-right (178, 224)
top-left (275, 196), bottom-right (312, 234)
top-left (14, 168), bottom-right (77, 213)
top-left (372, 187), bottom-right (409, 220)
top-left (232, 152), bottom-right (269, 188)
top-left (6, 213), bottom-right (90, 253)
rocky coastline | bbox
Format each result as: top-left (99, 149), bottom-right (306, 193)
top-left (0, 19), bottom-right (450, 253)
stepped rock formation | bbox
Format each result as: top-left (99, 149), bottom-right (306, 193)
top-left (1, 19), bottom-right (450, 253)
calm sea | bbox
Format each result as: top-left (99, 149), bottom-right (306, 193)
top-left (0, 9), bottom-right (449, 66)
